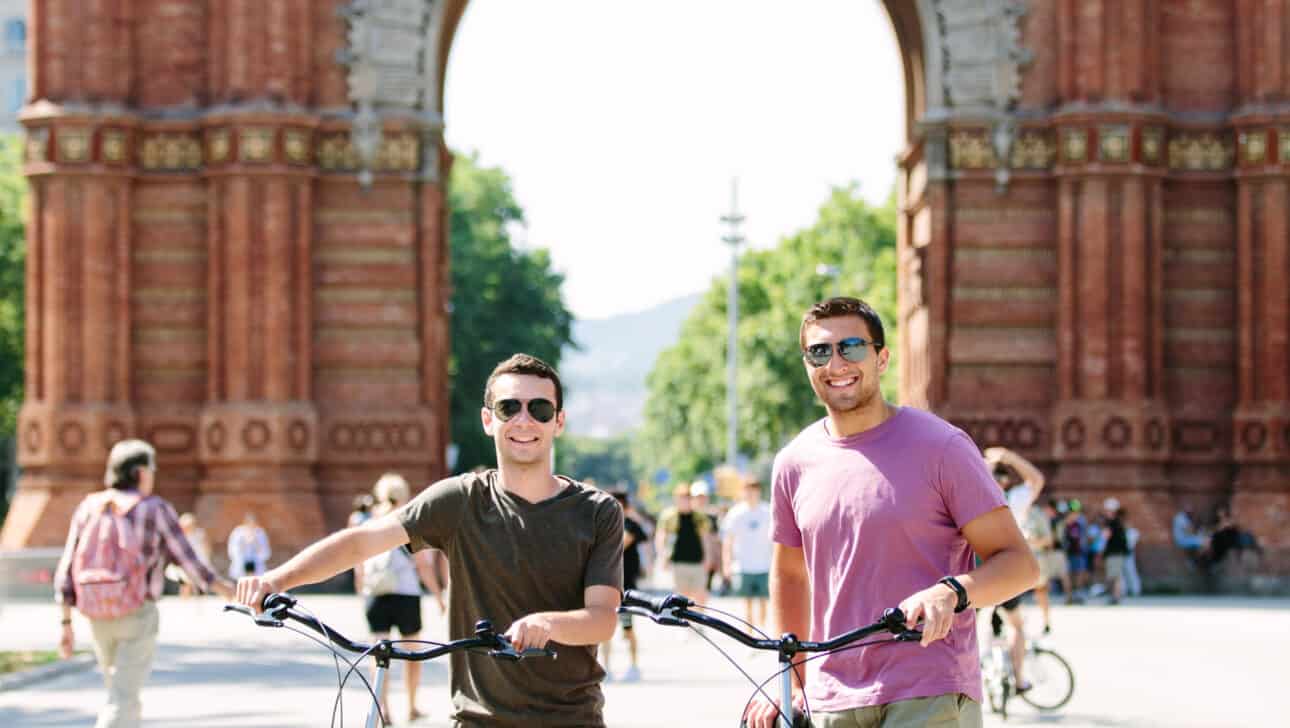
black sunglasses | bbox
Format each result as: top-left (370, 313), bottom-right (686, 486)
top-left (491, 398), bottom-right (558, 424)
top-left (803, 337), bottom-right (880, 368)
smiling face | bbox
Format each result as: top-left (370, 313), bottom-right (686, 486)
top-left (801, 314), bottom-right (889, 417)
top-left (481, 373), bottom-right (565, 467)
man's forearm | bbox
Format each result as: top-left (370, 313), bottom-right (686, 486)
top-left (540, 606), bottom-right (618, 646)
top-left (265, 528), bottom-right (372, 592)
top-left (959, 544), bottom-right (1041, 607)
top-left (770, 568), bottom-right (811, 690)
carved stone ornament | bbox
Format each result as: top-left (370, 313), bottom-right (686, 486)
top-left (377, 133), bottom-right (420, 171)
top-left (1062, 128), bottom-right (1088, 163)
top-left (1141, 127), bottom-right (1165, 165)
top-left (101, 130), bottom-right (127, 164)
top-left (949, 129), bottom-right (996, 169)
top-left (338, 0), bottom-right (443, 184)
top-left (239, 128), bottom-right (275, 163)
top-left (318, 134), bottom-right (361, 171)
top-left (140, 133), bottom-right (202, 171)
top-left (284, 129), bottom-right (312, 165)
top-left (57, 128), bottom-right (91, 163)
top-left (1240, 130), bottom-right (1268, 165)
top-left (207, 129), bottom-right (231, 164)
top-left (921, 0), bottom-right (1032, 187)
top-left (25, 127), bottom-right (49, 163)
top-left (1099, 125), bottom-right (1131, 163)
top-left (1168, 132), bottom-right (1234, 171)
top-left (1009, 130), bottom-right (1055, 169)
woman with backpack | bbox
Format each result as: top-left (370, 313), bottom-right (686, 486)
top-left (53, 439), bottom-right (235, 728)
top-left (357, 473), bottom-right (445, 724)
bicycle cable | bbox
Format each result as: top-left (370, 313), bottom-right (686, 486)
top-left (687, 603), bottom-right (810, 726)
top-left (329, 637), bottom-right (455, 727)
top-left (735, 635), bottom-right (911, 727)
top-left (684, 621), bottom-right (797, 728)
top-left (287, 601), bottom-right (361, 728)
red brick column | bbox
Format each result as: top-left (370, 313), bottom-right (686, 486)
top-left (1231, 1), bottom-right (1290, 576)
top-left (2, 0), bottom-right (138, 548)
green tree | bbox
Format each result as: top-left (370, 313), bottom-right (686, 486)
top-left (0, 135), bottom-right (23, 439)
top-left (448, 152), bottom-right (575, 472)
top-left (553, 434), bottom-right (637, 487)
top-left (0, 134), bottom-right (26, 526)
top-left (637, 184), bottom-right (898, 481)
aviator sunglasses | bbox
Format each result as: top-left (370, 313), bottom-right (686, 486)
top-left (491, 398), bottom-right (558, 423)
top-left (802, 337), bottom-right (880, 368)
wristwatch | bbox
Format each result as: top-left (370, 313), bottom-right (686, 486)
top-left (937, 576), bottom-right (970, 613)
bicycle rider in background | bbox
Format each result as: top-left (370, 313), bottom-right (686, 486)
top-left (234, 354), bottom-right (624, 728)
top-left (985, 445), bottom-right (1048, 695)
top-left (747, 297), bottom-right (1039, 728)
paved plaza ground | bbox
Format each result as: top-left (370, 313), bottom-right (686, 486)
top-left (0, 593), bottom-right (1283, 727)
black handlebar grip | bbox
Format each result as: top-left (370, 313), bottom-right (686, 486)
top-left (882, 607), bottom-right (907, 631)
top-left (262, 592), bottom-right (297, 610)
top-left (622, 589), bottom-right (692, 613)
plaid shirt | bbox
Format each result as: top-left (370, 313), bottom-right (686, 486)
top-left (54, 491), bottom-right (220, 607)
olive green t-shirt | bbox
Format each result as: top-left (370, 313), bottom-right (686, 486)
top-left (398, 470), bottom-right (624, 727)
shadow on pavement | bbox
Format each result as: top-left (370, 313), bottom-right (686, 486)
top-left (0, 706), bottom-right (96, 727)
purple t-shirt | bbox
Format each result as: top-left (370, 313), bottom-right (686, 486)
top-left (770, 406), bottom-right (1005, 711)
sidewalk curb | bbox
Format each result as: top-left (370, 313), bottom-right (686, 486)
top-left (0, 653), bottom-right (94, 692)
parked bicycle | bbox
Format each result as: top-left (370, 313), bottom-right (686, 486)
top-left (225, 593), bottom-right (555, 728)
top-left (619, 589), bottom-right (922, 728)
top-left (980, 606), bottom-right (1075, 719)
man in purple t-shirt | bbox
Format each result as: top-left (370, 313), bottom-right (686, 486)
top-left (745, 297), bottom-right (1039, 728)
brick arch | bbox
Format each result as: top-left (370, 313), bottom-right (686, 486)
top-left (5, 1), bottom-right (1289, 592)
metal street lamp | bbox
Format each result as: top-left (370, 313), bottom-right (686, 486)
top-left (720, 180), bottom-right (745, 471)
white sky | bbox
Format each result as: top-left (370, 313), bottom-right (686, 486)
top-left (443, 0), bottom-right (905, 320)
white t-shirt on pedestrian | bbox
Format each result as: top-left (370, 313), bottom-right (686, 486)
top-left (721, 501), bottom-right (773, 574)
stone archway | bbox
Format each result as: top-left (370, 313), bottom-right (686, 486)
top-left (3, 1), bottom-right (1288, 590)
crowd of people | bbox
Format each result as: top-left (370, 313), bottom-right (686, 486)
top-left (49, 296), bottom-right (1270, 728)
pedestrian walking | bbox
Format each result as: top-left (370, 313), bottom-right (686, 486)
top-left (721, 478), bottom-right (773, 628)
top-left (745, 297), bottom-right (1038, 728)
top-left (601, 489), bottom-right (647, 682)
top-left (356, 472), bottom-right (445, 723)
top-left (226, 512), bottom-right (270, 579)
top-left (655, 483), bottom-right (711, 605)
top-left (54, 439), bottom-right (235, 728)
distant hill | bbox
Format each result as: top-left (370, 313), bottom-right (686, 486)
top-left (561, 293), bottom-right (703, 437)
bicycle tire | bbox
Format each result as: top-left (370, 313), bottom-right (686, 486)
top-left (1019, 647), bottom-right (1075, 711)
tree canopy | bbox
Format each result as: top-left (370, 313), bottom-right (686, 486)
top-left (448, 152), bottom-right (576, 472)
top-left (635, 184), bottom-right (899, 481)
top-left (0, 134), bottom-right (25, 440)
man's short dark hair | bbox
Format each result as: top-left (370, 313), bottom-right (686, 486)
top-left (799, 297), bottom-right (886, 351)
top-left (483, 353), bottom-right (564, 412)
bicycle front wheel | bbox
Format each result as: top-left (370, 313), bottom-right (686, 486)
top-left (1020, 648), bottom-right (1075, 711)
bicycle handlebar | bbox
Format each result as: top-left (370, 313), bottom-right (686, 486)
top-left (224, 592), bottom-right (556, 662)
top-left (619, 589), bottom-right (921, 655)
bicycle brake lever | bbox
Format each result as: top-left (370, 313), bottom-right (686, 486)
top-left (895, 629), bottom-right (923, 642)
top-left (222, 604), bottom-right (285, 628)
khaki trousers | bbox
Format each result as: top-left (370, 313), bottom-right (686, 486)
top-left (87, 601), bottom-right (160, 728)
top-left (811, 693), bottom-right (982, 728)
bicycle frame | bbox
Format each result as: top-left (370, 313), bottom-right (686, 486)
top-left (619, 590), bottom-right (920, 728)
top-left (226, 593), bottom-right (554, 728)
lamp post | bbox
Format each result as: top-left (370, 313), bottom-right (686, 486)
top-left (721, 180), bottom-right (745, 470)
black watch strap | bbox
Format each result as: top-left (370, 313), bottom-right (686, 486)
top-left (937, 576), bottom-right (970, 613)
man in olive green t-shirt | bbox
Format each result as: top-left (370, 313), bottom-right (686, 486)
top-left (235, 354), bottom-right (624, 727)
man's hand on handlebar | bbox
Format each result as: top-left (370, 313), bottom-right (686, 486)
top-left (744, 691), bottom-right (806, 728)
top-left (235, 574), bottom-right (281, 612)
top-left (505, 613), bottom-right (554, 651)
top-left (897, 582), bottom-right (958, 647)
